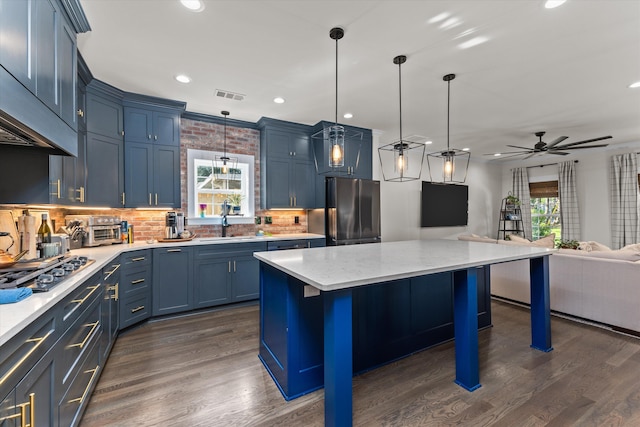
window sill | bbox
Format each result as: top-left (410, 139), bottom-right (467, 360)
top-left (187, 216), bottom-right (255, 226)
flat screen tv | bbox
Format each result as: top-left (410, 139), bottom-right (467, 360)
top-left (421, 181), bottom-right (468, 227)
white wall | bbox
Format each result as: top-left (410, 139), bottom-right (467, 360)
top-left (499, 142), bottom-right (640, 247)
top-left (372, 131), bottom-right (503, 242)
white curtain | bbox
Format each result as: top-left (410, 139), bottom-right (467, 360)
top-left (610, 153), bottom-right (639, 249)
top-left (512, 168), bottom-right (532, 239)
top-left (558, 161), bottom-right (581, 241)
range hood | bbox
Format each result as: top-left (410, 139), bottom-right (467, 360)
top-left (0, 110), bottom-right (59, 150)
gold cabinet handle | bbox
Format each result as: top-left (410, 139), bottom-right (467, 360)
top-left (148, 134), bottom-right (152, 140)
top-left (228, 261), bottom-right (231, 273)
top-left (68, 366), bottom-right (99, 404)
top-left (120, 130), bottom-right (125, 136)
top-left (233, 260), bottom-right (236, 272)
top-left (154, 135), bottom-right (158, 141)
top-left (148, 193), bottom-right (152, 205)
top-left (0, 392), bottom-right (35, 426)
top-left (167, 248), bottom-right (181, 253)
top-left (122, 192), bottom-right (126, 206)
top-left (131, 305), bottom-right (145, 313)
top-left (71, 284), bottom-right (101, 306)
top-left (0, 330), bottom-right (53, 387)
top-left (68, 321), bottom-right (100, 349)
top-left (131, 257), bottom-right (146, 262)
top-left (108, 283), bottom-right (119, 301)
top-left (77, 108), bottom-right (84, 118)
top-left (131, 278), bottom-right (145, 285)
top-left (294, 196), bottom-right (296, 207)
top-left (155, 193), bottom-right (158, 205)
top-left (51, 179), bottom-right (61, 199)
top-left (76, 186), bottom-right (85, 203)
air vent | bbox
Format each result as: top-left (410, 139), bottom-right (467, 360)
top-left (215, 89), bottom-right (245, 101)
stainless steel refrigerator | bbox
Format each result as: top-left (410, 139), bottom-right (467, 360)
top-left (325, 177), bottom-right (381, 245)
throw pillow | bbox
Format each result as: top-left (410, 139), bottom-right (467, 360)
top-left (507, 234), bottom-right (530, 244)
top-left (621, 243), bottom-right (640, 251)
top-left (531, 233), bottom-right (555, 248)
top-left (585, 250), bottom-right (640, 262)
top-left (579, 241), bottom-right (612, 252)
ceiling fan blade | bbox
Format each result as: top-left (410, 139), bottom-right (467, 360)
top-left (523, 152), bottom-right (539, 160)
top-left (506, 145), bottom-right (535, 150)
top-left (483, 150), bottom-right (532, 156)
top-left (557, 144), bottom-right (609, 150)
top-left (545, 136), bottom-right (569, 149)
top-left (548, 151), bottom-right (570, 155)
top-left (555, 136), bottom-right (612, 149)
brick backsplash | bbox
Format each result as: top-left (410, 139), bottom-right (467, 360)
top-left (0, 117), bottom-right (312, 243)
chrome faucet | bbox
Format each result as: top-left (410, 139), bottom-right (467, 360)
top-left (221, 199), bottom-right (229, 237)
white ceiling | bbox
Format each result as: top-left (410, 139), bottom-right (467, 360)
top-left (77, 0), bottom-right (640, 160)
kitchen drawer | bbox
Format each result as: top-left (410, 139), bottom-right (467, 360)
top-left (121, 267), bottom-right (151, 296)
top-left (121, 250), bottom-right (151, 268)
top-left (61, 271), bottom-right (103, 329)
top-left (120, 292), bottom-right (151, 329)
top-left (58, 295), bottom-right (102, 390)
top-left (0, 312), bottom-right (57, 396)
top-left (58, 338), bottom-right (100, 427)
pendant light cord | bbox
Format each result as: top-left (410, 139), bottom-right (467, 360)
top-left (398, 61), bottom-right (403, 144)
top-left (335, 36), bottom-right (339, 125)
top-left (447, 78), bottom-right (450, 151)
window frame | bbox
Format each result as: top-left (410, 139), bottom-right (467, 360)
top-left (187, 148), bottom-right (255, 225)
top-left (529, 180), bottom-right (561, 241)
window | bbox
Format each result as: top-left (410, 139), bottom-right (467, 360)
top-left (529, 181), bottom-right (560, 240)
top-left (187, 149), bottom-right (255, 224)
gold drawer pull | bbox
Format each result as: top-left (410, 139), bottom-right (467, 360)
top-left (131, 278), bottom-right (145, 285)
top-left (131, 257), bottom-right (146, 262)
top-left (108, 283), bottom-right (119, 301)
top-left (131, 305), bottom-right (145, 314)
top-left (0, 392), bottom-right (35, 426)
top-left (68, 321), bottom-right (99, 349)
top-left (68, 366), bottom-right (100, 404)
top-left (0, 330), bottom-right (53, 387)
top-left (71, 285), bottom-right (101, 306)
top-left (104, 263), bottom-right (120, 277)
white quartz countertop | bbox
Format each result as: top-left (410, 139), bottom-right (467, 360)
top-left (254, 239), bottom-right (556, 292)
top-left (0, 233), bottom-right (323, 346)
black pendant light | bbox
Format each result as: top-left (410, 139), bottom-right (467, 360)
top-left (312, 27), bottom-right (362, 175)
top-left (426, 74), bottom-right (469, 183)
top-left (378, 55), bottom-right (425, 182)
top-left (214, 111), bottom-right (238, 181)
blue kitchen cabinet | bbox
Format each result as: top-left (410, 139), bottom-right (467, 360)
top-left (123, 104), bottom-right (181, 146)
top-left (86, 82), bottom-right (125, 140)
top-left (153, 247), bottom-right (194, 316)
top-left (101, 260), bottom-right (120, 363)
top-left (258, 118), bottom-right (315, 209)
top-left (85, 132), bottom-right (124, 207)
top-left (120, 250), bottom-right (153, 329)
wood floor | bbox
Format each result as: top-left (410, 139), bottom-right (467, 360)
top-left (80, 300), bottom-right (640, 426)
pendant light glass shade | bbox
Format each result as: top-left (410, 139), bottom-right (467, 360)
top-left (214, 111), bottom-right (238, 182)
top-left (378, 55), bottom-right (425, 182)
top-left (426, 74), bottom-right (469, 183)
top-left (312, 27), bottom-right (362, 175)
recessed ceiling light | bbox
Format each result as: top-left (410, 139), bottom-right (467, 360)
top-left (175, 74), bottom-right (191, 83)
top-left (424, 140), bottom-right (433, 145)
top-left (440, 17), bottom-right (461, 30)
top-left (545, 0), bottom-right (566, 9)
top-left (458, 36), bottom-right (489, 49)
top-left (428, 13), bottom-right (450, 24)
top-left (343, 113), bottom-right (353, 119)
top-left (462, 148), bottom-right (470, 151)
top-left (629, 81), bottom-right (640, 88)
top-left (273, 97), bottom-right (285, 104)
top-left (180, 0), bottom-right (205, 12)
top-left (494, 153), bottom-right (502, 157)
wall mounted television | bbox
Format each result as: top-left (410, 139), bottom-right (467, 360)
top-left (421, 181), bottom-right (468, 227)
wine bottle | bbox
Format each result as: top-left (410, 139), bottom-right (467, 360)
top-left (37, 214), bottom-right (52, 258)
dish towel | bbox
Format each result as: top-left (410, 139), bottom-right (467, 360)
top-left (0, 287), bottom-right (33, 304)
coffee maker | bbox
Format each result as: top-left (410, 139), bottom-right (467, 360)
top-left (165, 212), bottom-right (177, 239)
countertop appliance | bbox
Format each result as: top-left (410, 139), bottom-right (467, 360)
top-left (0, 255), bottom-right (94, 292)
top-left (325, 177), bottom-right (381, 245)
top-left (65, 215), bottom-right (122, 247)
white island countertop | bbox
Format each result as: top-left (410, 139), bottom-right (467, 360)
top-left (254, 239), bottom-right (556, 292)
top-left (0, 233), bottom-right (323, 346)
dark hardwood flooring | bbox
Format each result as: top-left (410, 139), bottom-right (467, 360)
top-left (80, 300), bottom-right (640, 426)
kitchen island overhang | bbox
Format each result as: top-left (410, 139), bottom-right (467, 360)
top-left (254, 239), bottom-right (555, 426)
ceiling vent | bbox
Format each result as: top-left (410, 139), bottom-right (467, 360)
top-left (215, 89), bottom-right (245, 101)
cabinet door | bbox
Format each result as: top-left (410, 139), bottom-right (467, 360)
top-left (58, 17), bottom-right (77, 128)
top-left (49, 156), bottom-right (64, 204)
top-left (0, 389), bottom-right (16, 427)
top-left (153, 248), bottom-right (192, 316)
top-left (86, 133), bottom-right (124, 207)
top-left (153, 111), bottom-right (180, 146)
top-left (231, 254), bottom-right (260, 301)
top-left (291, 131), bottom-right (312, 162)
top-left (14, 349), bottom-right (55, 427)
top-left (77, 78), bottom-right (87, 131)
top-left (153, 145), bottom-right (180, 208)
top-left (124, 107), bottom-right (153, 144)
top-left (34, 0), bottom-right (57, 113)
top-left (0, 0), bottom-right (35, 92)
top-left (265, 129), bottom-right (293, 159)
top-left (86, 91), bottom-right (124, 139)
top-left (292, 160), bottom-right (315, 209)
top-left (101, 262), bottom-right (120, 362)
top-left (265, 157), bottom-right (292, 208)
top-left (194, 257), bottom-right (231, 308)
top-left (124, 142), bottom-right (153, 207)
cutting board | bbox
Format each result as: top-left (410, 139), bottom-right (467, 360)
top-left (0, 210), bottom-right (19, 256)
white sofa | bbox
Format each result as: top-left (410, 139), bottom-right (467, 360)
top-left (459, 235), bottom-right (640, 334)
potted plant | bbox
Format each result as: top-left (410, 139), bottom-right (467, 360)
top-left (505, 193), bottom-right (520, 209)
top-left (556, 239), bottom-right (579, 249)
top-left (227, 193), bottom-right (244, 215)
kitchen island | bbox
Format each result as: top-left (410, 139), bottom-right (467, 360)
top-left (254, 239), bottom-right (555, 427)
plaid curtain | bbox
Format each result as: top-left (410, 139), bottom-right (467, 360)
top-left (558, 161), bottom-right (581, 241)
top-left (610, 153), bottom-right (639, 249)
top-left (512, 167), bottom-right (532, 239)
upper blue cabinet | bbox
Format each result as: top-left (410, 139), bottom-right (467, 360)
top-left (0, 0), bottom-right (90, 155)
top-left (123, 96), bottom-right (184, 146)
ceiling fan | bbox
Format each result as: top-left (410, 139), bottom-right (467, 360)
top-left (487, 131), bottom-right (612, 160)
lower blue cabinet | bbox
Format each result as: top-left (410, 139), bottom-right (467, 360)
top-left (152, 247), bottom-right (193, 316)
